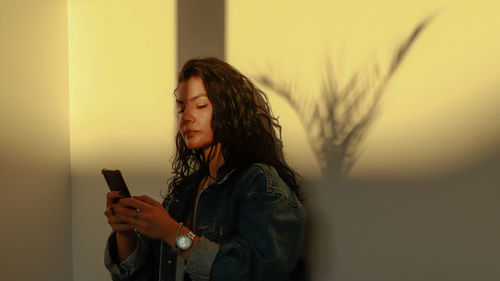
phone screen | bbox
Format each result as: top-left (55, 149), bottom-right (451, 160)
top-left (102, 169), bottom-right (132, 197)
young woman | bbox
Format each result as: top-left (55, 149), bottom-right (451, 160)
top-left (104, 57), bottom-right (306, 281)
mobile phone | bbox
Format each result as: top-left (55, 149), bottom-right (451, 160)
top-left (102, 169), bottom-right (132, 197)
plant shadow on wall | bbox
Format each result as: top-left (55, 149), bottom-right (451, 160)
top-left (256, 16), bottom-right (435, 179)
top-left (256, 16), bottom-right (435, 278)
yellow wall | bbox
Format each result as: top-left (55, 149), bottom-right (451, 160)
top-left (228, 3), bottom-right (500, 280)
top-left (0, 0), bottom-right (72, 280)
top-left (68, 1), bottom-right (176, 279)
top-left (227, 0), bottom-right (500, 180)
top-left (3, 1), bottom-right (498, 279)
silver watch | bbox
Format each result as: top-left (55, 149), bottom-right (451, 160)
top-left (175, 231), bottom-right (196, 251)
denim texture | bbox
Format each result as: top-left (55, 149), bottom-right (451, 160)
top-left (105, 163), bottom-right (306, 281)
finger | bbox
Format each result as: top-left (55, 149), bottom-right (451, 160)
top-left (118, 198), bottom-right (150, 211)
top-left (106, 191), bottom-right (125, 206)
top-left (108, 219), bottom-right (134, 232)
top-left (107, 191), bottom-right (124, 200)
top-left (114, 205), bottom-right (138, 218)
top-left (115, 213), bottom-right (141, 229)
top-left (133, 195), bottom-right (162, 207)
top-left (107, 214), bottom-right (133, 230)
top-left (104, 205), bottom-right (116, 217)
top-left (112, 224), bottom-right (134, 232)
top-left (108, 215), bottom-right (132, 225)
top-left (109, 214), bottom-right (136, 228)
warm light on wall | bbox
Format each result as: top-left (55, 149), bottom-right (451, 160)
top-left (68, 0), bottom-right (176, 175)
top-left (227, 0), bottom-right (500, 180)
top-left (67, 1), bottom-right (176, 280)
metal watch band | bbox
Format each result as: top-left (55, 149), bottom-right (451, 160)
top-left (175, 224), bottom-right (196, 252)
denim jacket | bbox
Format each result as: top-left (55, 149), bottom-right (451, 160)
top-left (105, 163), bottom-right (306, 281)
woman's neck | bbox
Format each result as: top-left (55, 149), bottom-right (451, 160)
top-left (204, 143), bottom-right (225, 179)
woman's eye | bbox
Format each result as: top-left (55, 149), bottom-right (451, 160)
top-left (197, 104), bottom-right (207, 109)
top-left (177, 108), bottom-right (185, 114)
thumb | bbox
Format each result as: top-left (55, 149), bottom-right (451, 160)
top-left (133, 195), bottom-right (162, 207)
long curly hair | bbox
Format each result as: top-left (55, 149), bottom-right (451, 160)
top-left (167, 57), bottom-right (302, 201)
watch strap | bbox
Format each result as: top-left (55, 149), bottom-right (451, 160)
top-left (173, 222), bottom-right (184, 254)
top-left (174, 222), bottom-right (196, 253)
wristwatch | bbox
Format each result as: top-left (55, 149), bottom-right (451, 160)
top-left (175, 231), bottom-right (196, 251)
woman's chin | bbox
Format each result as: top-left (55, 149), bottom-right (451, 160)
top-left (185, 144), bottom-right (200, 150)
top-left (185, 141), bottom-right (207, 150)
top-left (183, 136), bottom-right (213, 150)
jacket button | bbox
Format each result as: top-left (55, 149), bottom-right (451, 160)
top-left (175, 199), bottom-right (179, 202)
top-left (167, 260), bottom-right (173, 264)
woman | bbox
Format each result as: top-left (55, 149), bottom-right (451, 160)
top-left (104, 57), bottom-right (306, 281)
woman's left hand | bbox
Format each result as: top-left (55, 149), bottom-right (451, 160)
top-left (114, 195), bottom-right (178, 243)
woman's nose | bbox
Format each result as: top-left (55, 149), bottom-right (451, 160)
top-left (181, 107), bottom-right (194, 122)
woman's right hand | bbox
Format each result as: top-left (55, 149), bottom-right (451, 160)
top-left (105, 191), bottom-right (138, 262)
top-left (104, 191), bottom-right (134, 235)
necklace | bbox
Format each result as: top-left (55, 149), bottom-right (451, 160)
top-left (199, 176), bottom-right (212, 191)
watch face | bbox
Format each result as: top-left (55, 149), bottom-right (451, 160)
top-left (176, 234), bottom-right (193, 251)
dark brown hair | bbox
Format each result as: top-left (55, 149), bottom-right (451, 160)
top-left (167, 57), bottom-right (302, 200)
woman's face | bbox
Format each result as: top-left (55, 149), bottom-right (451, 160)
top-left (176, 76), bottom-right (214, 150)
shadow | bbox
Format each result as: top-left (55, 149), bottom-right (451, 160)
top-left (254, 16), bottom-right (443, 280)
top-left (256, 16), bottom-right (435, 179)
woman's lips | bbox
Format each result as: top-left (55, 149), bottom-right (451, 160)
top-left (184, 129), bottom-right (198, 137)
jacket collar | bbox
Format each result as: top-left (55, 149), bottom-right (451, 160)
top-left (167, 163), bottom-right (237, 221)
top-left (173, 162), bottom-right (237, 200)
top-left (213, 162), bottom-right (237, 185)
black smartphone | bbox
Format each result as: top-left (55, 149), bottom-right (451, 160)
top-left (102, 169), bottom-right (132, 198)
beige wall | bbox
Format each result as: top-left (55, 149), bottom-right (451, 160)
top-left (0, 1), bottom-right (72, 280)
top-left (3, 1), bottom-right (497, 280)
top-left (228, 1), bottom-right (500, 280)
top-left (227, 0), bottom-right (500, 180)
top-left (67, 1), bottom-right (176, 280)
top-left (303, 158), bottom-right (500, 281)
